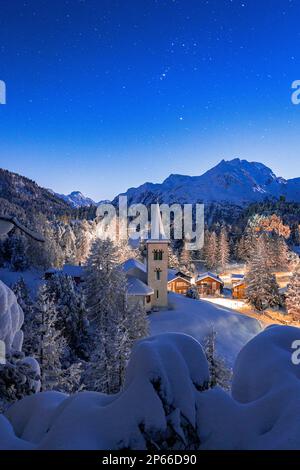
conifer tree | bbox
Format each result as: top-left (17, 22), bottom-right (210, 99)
top-left (203, 231), bottom-right (218, 270)
top-left (168, 245), bottom-right (180, 270)
top-left (245, 236), bottom-right (280, 311)
top-left (84, 238), bottom-right (130, 394)
top-left (46, 274), bottom-right (90, 361)
top-left (10, 235), bottom-right (29, 271)
top-left (286, 263), bottom-right (300, 321)
top-left (35, 284), bottom-right (81, 392)
top-left (203, 326), bottom-right (232, 391)
top-left (180, 245), bottom-right (193, 274)
top-left (218, 227), bottom-right (230, 273)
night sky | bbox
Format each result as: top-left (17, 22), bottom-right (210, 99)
top-left (0, 0), bottom-right (299, 200)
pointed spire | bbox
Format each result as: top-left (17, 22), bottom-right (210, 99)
top-left (150, 202), bottom-right (168, 241)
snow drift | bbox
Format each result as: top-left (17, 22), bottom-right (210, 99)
top-left (1, 325), bottom-right (300, 450)
top-left (0, 280), bottom-right (24, 352)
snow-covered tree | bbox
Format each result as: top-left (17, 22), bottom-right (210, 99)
top-left (168, 245), bottom-right (180, 270)
top-left (218, 227), bottom-right (230, 273)
top-left (203, 326), bottom-right (232, 391)
top-left (286, 263), bottom-right (300, 321)
top-left (84, 238), bottom-right (131, 394)
top-left (180, 245), bottom-right (194, 274)
top-left (35, 284), bottom-right (81, 392)
top-left (203, 231), bottom-right (218, 270)
top-left (245, 236), bottom-right (281, 311)
top-left (236, 235), bottom-right (247, 262)
top-left (0, 350), bottom-right (39, 413)
top-left (12, 278), bottom-right (35, 356)
top-left (125, 300), bottom-right (149, 348)
top-left (9, 235), bottom-right (29, 271)
top-left (45, 274), bottom-right (90, 361)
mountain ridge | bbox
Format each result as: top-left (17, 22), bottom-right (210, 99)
top-left (112, 158), bottom-right (300, 206)
top-left (50, 190), bottom-right (96, 208)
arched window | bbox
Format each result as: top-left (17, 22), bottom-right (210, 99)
top-left (153, 249), bottom-right (163, 261)
top-left (155, 268), bottom-right (162, 280)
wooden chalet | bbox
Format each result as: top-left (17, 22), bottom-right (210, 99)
top-left (195, 272), bottom-right (223, 297)
top-left (168, 271), bottom-right (192, 295)
top-left (232, 281), bottom-right (246, 299)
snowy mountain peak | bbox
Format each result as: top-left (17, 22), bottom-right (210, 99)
top-left (53, 190), bottom-right (96, 208)
top-left (113, 158), bottom-right (300, 206)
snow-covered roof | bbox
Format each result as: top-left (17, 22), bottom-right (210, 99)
top-left (196, 272), bottom-right (224, 285)
top-left (126, 275), bottom-right (154, 296)
top-left (167, 275), bottom-right (192, 285)
top-left (168, 269), bottom-right (178, 282)
top-left (0, 215), bottom-right (45, 242)
top-left (45, 267), bottom-right (58, 274)
top-left (122, 258), bottom-right (147, 273)
top-left (45, 264), bottom-right (85, 278)
top-left (231, 274), bottom-right (244, 280)
top-left (168, 269), bottom-right (192, 283)
top-left (233, 281), bottom-right (245, 288)
top-left (293, 246), bottom-right (300, 256)
top-left (62, 264), bottom-right (85, 277)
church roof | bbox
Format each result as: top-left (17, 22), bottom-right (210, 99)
top-left (126, 275), bottom-right (154, 296)
top-left (122, 258), bottom-right (147, 273)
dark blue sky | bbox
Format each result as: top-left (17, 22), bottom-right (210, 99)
top-left (0, 0), bottom-right (299, 200)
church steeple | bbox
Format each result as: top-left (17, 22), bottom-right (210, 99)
top-left (146, 202), bottom-right (169, 308)
top-left (150, 201), bottom-right (168, 241)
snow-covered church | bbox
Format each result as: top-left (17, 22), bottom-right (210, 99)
top-left (124, 203), bottom-right (169, 312)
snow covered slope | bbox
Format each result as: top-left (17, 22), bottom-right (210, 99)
top-left (113, 158), bottom-right (300, 206)
top-left (150, 292), bottom-right (261, 366)
top-left (2, 325), bottom-right (300, 449)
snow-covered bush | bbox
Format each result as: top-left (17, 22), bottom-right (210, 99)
top-left (0, 351), bottom-right (39, 413)
top-left (0, 281), bottom-right (40, 411)
top-left (186, 286), bottom-right (199, 300)
top-left (0, 280), bottom-right (24, 352)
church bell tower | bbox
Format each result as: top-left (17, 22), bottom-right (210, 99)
top-left (146, 203), bottom-right (169, 308)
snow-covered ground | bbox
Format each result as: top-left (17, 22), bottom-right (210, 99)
top-left (202, 297), bottom-right (246, 310)
top-left (150, 292), bottom-right (262, 366)
top-left (1, 325), bottom-right (300, 450)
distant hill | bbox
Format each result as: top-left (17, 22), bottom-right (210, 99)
top-left (0, 168), bottom-right (71, 223)
top-left (113, 158), bottom-right (300, 206)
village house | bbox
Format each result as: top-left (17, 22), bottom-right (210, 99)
top-left (232, 281), bottom-right (246, 299)
top-left (231, 274), bottom-right (246, 299)
top-left (168, 271), bottom-right (192, 295)
top-left (195, 272), bottom-right (224, 297)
